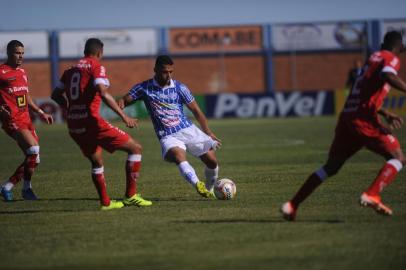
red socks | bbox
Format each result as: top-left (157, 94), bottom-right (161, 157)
top-left (125, 155), bottom-right (142, 198)
top-left (366, 159), bottom-right (402, 196)
top-left (91, 167), bottom-right (110, 206)
top-left (23, 154), bottom-right (38, 182)
top-left (9, 163), bottom-right (25, 185)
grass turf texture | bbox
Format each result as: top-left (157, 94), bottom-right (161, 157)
top-left (1, 117), bottom-right (405, 270)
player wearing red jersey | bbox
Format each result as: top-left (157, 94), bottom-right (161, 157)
top-left (51, 38), bottom-right (151, 210)
top-left (1, 40), bottom-right (53, 201)
top-left (281, 31), bottom-right (406, 221)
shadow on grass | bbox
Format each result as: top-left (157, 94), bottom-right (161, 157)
top-left (40, 197), bottom-right (98, 202)
top-left (0, 209), bottom-right (86, 215)
top-left (148, 197), bottom-right (210, 202)
top-left (1, 197), bottom-right (98, 202)
top-left (0, 198), bottom-right (100, 214)
top-left (175, 219), bottom-right (344, 224)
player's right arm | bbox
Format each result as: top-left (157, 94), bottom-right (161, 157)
top-left (117, 84), bottom-right (142, 109)
top-left (97, 84), bottom-right (138, 129)
top-left (117, 94), bottom-right (135, 110)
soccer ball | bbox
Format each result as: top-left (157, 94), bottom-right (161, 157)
top-left (214, 178), bottom-right (236, 200)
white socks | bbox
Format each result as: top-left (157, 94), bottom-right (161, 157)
top-left (178, 161), bottom-right (199, 186)
top-left (1, 181), bottom-right (32, 191)
top-left (2, 181), bottom-right (14, 191)
top-left (204, 166), bottom-right (219, 191)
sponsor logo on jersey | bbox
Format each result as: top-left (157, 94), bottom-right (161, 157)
top-left (16, 95), bottom-right (27, 107)
top-left (8, 86), bottom-right (29, 93)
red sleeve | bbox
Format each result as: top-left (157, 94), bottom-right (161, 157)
top-left (382, 54), bottom-right (400, 75)
top-left (92, 63), bottom-right (110, 87)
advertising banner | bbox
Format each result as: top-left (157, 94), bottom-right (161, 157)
top-left (33, 92), bottom-right (334, 124)
top-left (58, 29), bottom-right (158, 58)
top-left (206, 92), bottom-right (334, 118)
top-left (272, 22), bottom-right (366, 51)
top-left (169, 26), bottom-right (262, 53)
top-left (0, 31), bottom-right (49, 59)
top-left (381, 20), bottom-right (406, 41)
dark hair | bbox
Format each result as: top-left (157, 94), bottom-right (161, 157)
top-left (7, 40), bottom-right (24, 55)
top-left (381, 31), bottom-right (403, 51)
top-left (155, 55), bottom-right (174, 68)
top-left (84, 38), bottom-right (104, 56)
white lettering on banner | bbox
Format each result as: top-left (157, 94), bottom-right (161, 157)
top-left (213, 93), bottom-right (327, 118)
top-left (59, 29), bottom-right (158, 57)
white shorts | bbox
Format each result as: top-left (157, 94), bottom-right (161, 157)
top-left (160, 125), bottom-right (218, 159)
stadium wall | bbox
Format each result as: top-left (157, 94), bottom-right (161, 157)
top-left (1, 19), bottom-right (406, 121)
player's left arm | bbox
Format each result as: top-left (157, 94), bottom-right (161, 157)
top-left (378, 107), bottom-right (403, 130)
top-left (382, 72), bottom-right (406, 94)
top-left (27, 93), bottom-right (53, 124)
top-left (186, 101), bottom-right (221, 145)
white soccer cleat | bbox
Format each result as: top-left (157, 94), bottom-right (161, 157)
top-left (280, 201), bottom-right (297, 221)
top-left (360, 192), bottom-right (393, 216)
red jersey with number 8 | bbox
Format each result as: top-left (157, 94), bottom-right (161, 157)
top-left (0, 64), bottom-right (31, 125)
top-left (57, 57), bottom-right (111, 134)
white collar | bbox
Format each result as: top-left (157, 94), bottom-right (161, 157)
top-left (153, 78), bottom-right (175, 90)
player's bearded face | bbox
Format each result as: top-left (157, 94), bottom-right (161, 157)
top-left (155, 65), bottom-right (174, 86)
top-left (9, 47), bottom-right (24, 67)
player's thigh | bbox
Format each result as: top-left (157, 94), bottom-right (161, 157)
top-left (116, 137), bottom-right (142, 154)
top-left (97, 127), bottom-right (131, 154)
top-left (160, 135), bottom-right (187, 160)
top-left (183, 126), bottom-right (217, 157)
top-left (364, 133), bottom-right (402, 160)
top-left (11, 128), bottom-right (39, 151)
top-left (69, 133), bottom-right (99, 157)
top-left (164, 147), bottom-right (187, 164)
top-left (328, 122), bottom-right (362, 164)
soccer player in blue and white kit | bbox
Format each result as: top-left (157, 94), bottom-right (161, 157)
top-left (118, 55), bottom-right (221, 198)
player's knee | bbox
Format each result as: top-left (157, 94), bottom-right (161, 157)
top-left (387, 158), bottom-right (404, 172)
top-left (26, 146), bottom-right (40, 166)
top-left (127, 154), bottom-right (142, 162)
top-left (205, 159), bottom-right (218, 169)
top-left (126, 139), bottom-right (142, 154)
top-left (133, 143), bottom-right (142, 154)
top-left (26, 145), bottom-right (40, 155)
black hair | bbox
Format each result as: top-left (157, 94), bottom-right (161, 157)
top-left (7, 40), bottom-right (24, 55)
top-left (155, 55), bottom-right (174, 68)
top-left (381, 31), bottom-right (403, 51)
top-left (84, 38), bottom-right (104, 56)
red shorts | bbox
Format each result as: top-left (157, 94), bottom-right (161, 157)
top-left (329, 116), bottom-right (400, 160)
top-left (69, 124), bottom-right (130, 157)
top-left (1, 119), bottom-right (39, 142)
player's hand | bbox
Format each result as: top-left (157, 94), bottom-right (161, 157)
top-left (123, 116), bottom-right (139, 129)
top-left (386, 114), bottom-right (404, 130)
top-left (207, 131), bottom-right (222, 149)
top-left (0, 104), bottom-right (11, 118)
top-left (40, 112), bottom-right (54, 125)
top-left (117, 98), bottom-right (125, 110)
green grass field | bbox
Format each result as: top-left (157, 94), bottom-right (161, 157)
top-left (1, 117), bottom-right (405, 270)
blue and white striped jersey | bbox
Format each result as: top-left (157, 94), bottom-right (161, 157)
top-left (128, 79), bottom-right (195, 139)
